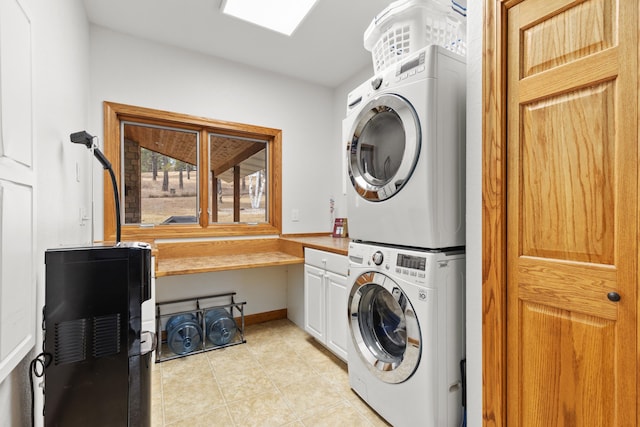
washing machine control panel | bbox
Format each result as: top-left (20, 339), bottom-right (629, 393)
top-left (394, 252), bottom-right (428, 280)
top-left (349, 242), bottom-right (434, 282)
top-left (396, 253), bottom-right (427, 271)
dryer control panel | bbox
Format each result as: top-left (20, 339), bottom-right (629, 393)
top-left (396, 50), bottom-right (426, 76)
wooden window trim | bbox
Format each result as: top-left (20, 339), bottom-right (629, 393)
top-left (103, 101), bottom-right (282, 241)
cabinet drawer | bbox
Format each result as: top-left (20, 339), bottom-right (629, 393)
top-left (304, 248), bottom-right (348, 276)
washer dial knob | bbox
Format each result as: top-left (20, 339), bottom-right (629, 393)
top-left (372, 251), bottom-right (384, 266)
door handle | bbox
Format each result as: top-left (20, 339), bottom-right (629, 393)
top-left (607, 292), bottom-right (621, 302)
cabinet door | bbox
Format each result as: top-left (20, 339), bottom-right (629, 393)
top-left (304, 264), bottom-right (325, 342)
top-left (0, 0), bottom-right (36, 383)
top-left (505, 0), bottom-right (637, 425)
top-left (325, 271), bottom-right (348, 361)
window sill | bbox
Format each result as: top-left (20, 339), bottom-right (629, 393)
top-left (111, 223), bottom-right (281, 243)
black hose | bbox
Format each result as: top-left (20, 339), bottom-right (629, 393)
top-left (106, 165), bottom-right (122, 244)
top-left (30, 352), bottom-right (52, 427)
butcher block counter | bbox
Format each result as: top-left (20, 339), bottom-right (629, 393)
top-left (154, 235), bottom-right (350, 277)
top-left (278, 235), bottom-right (350, 256)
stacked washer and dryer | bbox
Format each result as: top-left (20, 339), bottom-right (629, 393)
top-left (343, 1), bottom-right (467, 426)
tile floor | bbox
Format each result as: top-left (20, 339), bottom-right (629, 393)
top-left (151, 318), bottom-right (391, 426)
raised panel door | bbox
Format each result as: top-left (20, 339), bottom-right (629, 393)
top-left (325, 271), bottom-right (347, 361)
top-left (304, 264), bottom-right (325, 342)
top-left (0, 0), bottom-right (35, 382)
top-left (506, 0), bottom-right (637, 425)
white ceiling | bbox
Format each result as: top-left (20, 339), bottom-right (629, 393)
top-left (82, 0), bottom-right (394, 88)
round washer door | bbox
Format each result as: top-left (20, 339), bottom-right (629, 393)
top-left (349, 271), bottom-right (421, 384)
top-left (347, 93), bottom-right (421, 202)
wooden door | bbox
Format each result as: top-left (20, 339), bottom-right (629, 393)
top-left (505, 0), bottom-right (637, 425)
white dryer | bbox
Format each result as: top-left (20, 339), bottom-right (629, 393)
top-left (343, 45), bottom-right (466, 249)
top-left (347, 241), bottom-right (465, 427)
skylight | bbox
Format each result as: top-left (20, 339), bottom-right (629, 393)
top-left (220, 0), bottom-right (319, 36)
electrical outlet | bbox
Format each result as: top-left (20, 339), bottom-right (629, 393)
top-left (79, 207), bottom-right (89, 226)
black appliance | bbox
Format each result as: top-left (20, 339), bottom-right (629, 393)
top-left (43, 242), bottom-right (153, 427)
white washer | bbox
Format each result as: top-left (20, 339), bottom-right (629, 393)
top-left (347, 241), bottom-right (465, 427)
top-left (343, 45), bottom-right (466, 249)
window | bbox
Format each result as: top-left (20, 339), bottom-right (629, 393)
top-left (123, 123), bottom-right (200, 225)
top-left (103, 102), bottom-right (282, 241)
top-left (207, 133), bottom-right (268, 224)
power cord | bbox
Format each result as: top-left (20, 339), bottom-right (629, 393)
top-left (32, 305), bottom-right (52, 427)
top-left (460, 359), bottom-right (466, 427)
top-left (29, 352), bottom-right (52, 427)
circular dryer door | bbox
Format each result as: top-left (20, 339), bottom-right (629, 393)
top-left (349, 271), bottom-right (421, 384)
top-left (347, 93), bottom-right (421, 202)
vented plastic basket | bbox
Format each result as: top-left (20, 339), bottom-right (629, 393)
top-left (364, 0), bottom-right (466, 73)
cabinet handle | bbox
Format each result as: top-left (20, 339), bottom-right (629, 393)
top-left (607, 292), bottom-right (621, 302)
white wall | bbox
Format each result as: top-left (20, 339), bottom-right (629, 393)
top-left (89, 26), bottom-right (343, 237)
top-left (88, 26), bottom-right (350, 322)
top-left (0, 0), bottom-right (92, 425)
top-left (156, 266), bottom-right (288, 317)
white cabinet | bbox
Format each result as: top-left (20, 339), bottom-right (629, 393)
top-left (324, 271), bottom-right (348, 360)
top-left (304, 248), bottom-right (349, 361)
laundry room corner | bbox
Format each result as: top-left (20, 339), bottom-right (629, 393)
top-left (465, 1), bottom-right (483, 425)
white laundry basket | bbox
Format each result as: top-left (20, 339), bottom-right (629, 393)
top-left (364, 0), bottom-right (466, 73)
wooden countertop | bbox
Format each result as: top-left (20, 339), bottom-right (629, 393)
top-left (154, 235), bottom-right (350, 277)
top-left (279, 235), bottom-right (350, 256)
top-left (157, 251), bottom-right (304, 277)
top-left (155, 239), bottom-right (303, 277)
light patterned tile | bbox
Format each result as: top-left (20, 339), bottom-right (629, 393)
top-left (348, 393), bottom-right (391, 426)
top-left (301, 401), bottom-right (372, 427)
top-left (248, 340), bottom-right (297, 366)
top-left (280, 324), bottom-right (309, 336)
top-left (206, 343), bottom-right (261, 375)
top-left (151, 401), bottom-right (164, 427)
top-left (360, 409), bottom-right (393, 427)
top-left (279, 375), bottom-right (344, 419)
top-left (262, 355), bottom-right (319, 389)
top-left (227, 390), bottom-right (298, 426)
top-left (152, 370), bottom-right (163, 395)
top-left (162, 376), bottom-right (225, 425)
top-left (165, 406), bottom-right (234, 427)
top-left (159, 320), bottom-right (387, 427)
top-left (311, 353), bottom-right (348, 378)
top-left (324, 372), bottom-right (353, 400)
top-left (161, 352), bottom-right (212, 381)
top-left (293, 334), bottom-right (325, 351)
top-left (215, 367), bottom-right (277, 403)
top-left (295, 340), bottom-right (336, 366)
top-left (151, 358), bottom-right (162, 371)
top-left (151, 388), bottom-right (164, 422)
